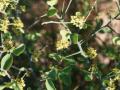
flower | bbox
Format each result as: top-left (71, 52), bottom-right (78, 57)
top-left (106, 78), bottom-right (116, 90)
top-left (0, 0), bottom-right (10, 11)
top-left (56, 39), bottom-right (70, 50)
top-left (86, 47), bottom-right (97, 59)
top-left (16, 78), bottom-right (25, 90)
top-left (71, 12), bottom-right (85, 29)
top-left (3, 39), bottom-right (14, 51)
top-left (56, 29), bottom-right (71, 50)
top-left (0, 17), bottom-right (9, 33)
top-left (13, 17), bottom-right (24, 33)
top-left (13, 17), bottom-right (24, 29)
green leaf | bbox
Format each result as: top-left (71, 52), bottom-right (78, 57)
top-left (71, 33), bottom-right (79, 44)
top-left (12, 44), bottom-right (25, 56)
top-left (0, 71), bottom-right (6, 77)
top-left (49, 53), bottom-right (62, 61)
top-left (47, 7), bottom-right (57, 17)
top-left (64, 58), bottom-right (76, 65)
top-left (58, 66), bottom-right (72, 86)
top-left (1, 54), bottom-right (13, 70)
top-left (12, 81), bottom-right (21, 90)
top-left (46, 68), bottom-right (57, 80)
top-left (59, 73), bottom-right (71, 86)
top-left (25, 32), bottom-right (41, 41)
top-left (100, 27), bottom-right (112, 33)
top-left (0, 85), bottom-right (6, 90)
top-left (95, 19), bottom-right (103, 30)
top-left (84, 74), bottom-right (92, 81)
top-left (45, 79), bottom-right (56, 90)
top-left (0, 81), bottom-right (17, 90)
top-left (112, 36), bottom-right (120, 45)
top-left (47, 0), bottom-right (58, 6)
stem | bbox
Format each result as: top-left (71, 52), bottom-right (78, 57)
top-left (64, 0), bottom-right (73, 15)
top-left (64, 51), bottom-right (81, 58)
top-left (22, 72), bottom-right (27, 79)
top-left (115, 0), bottom-right (120, 12)
top-left (12, 66), bottom-right (20, 71)
top-left (26, 14), bottom-right (47, 30)
top-left (5, 71), bottom-right (12, 79)
top-left (77, 42), bottom-right (87, 57)
top-left (80, 12), bottom-right (120, 45)
top-left (41, 21), bottom-right (71, 25)
top-left (0, 32), bottom-right (4, 47)
top-left (84, 0), bottom-right (97, 23)
top-left (56, 14), bottom-right (72, 34)
top-left (61, 0), bottom-right (66, 18)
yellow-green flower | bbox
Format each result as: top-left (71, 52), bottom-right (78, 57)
top-left (106, 78), bottom-right (116, 90)
top-left (0, 0), bottom-right (10, 11)
top-left (56, 39), bottom-right (70, 50)
top-left (56, 29), bottom-right (71, 50)
top-left (88, 64), bottom-right (97, 80)
top-left (71, 12), bottom-right (85, 29)
top-left (13, 17), bottom-right (24, 29)
top-left (0, 17), bottom-right (9, 33)
top-left (16, 78), bottom-right (25, 90)
top-left (112, 68), bottom-right (120, 81)
top-left (3, 39), bottom-right (14, 51)
top-left (86, 47), bottom-right (97, 59)
top-left (13, 17), bottom-right (24, 33)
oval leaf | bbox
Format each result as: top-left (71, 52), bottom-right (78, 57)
top-left (47, 7), bottom-right (57, 17)
top-left (0, 85), bottom-right (6, 90)
top-left (45, 79), bottom-right (56, 90)
top-left (71, 33), bottom-right (79, 44)
top-left (12, 44), bottom-right (25, 56)
top-left (100, 27), bottom-right (112, 33)
top-left (112, 36), bottom-right (120, 45)
top-left (1, 54), bottom-right (13, 70)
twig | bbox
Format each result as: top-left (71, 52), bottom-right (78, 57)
top-left (4, 71), bottom-right (12, 79)
top-left (12, 66), bottom-right (20, 71)
top-left (84, 0), bottom-right (97, 23)
top-left (41, 21), bottom-right (71, 25)
top-left (26, 14), bottom-right (47, 30)
top-left (73, 85), bottom-right (80, 90)
top-left (61, 0), bottom-right (66, 18)
top-left (115, 0), bottom-right (120, 12)
top-left (81, 12), bottom-right (120, 45)
top-left (64, 0), bottom-right (73, 14)
top-left (64, 51), bottom-right (81, 58)
top-left (77, 42), bottom-right (87, 57)
top-left (0, 32), bottom-right (4, 48)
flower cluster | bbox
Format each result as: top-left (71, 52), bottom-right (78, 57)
top-left (13, 18), bottom-right (24, 29)
top-left (56, 29), bottom-right (71, 50)
top-left (86, 47), bottom-right (97, 59)
top-left (112, 68), bottom-right (120, 81)
top-left (0, 17), bottom-right (9, 33)
top-left (71, 12), bottom-right (85, 29)
top-left (0, 0), bottom-right (10, 12)
top-left (88, 64), bottom-right (97, 80)
top-left (32, 49), bottom-right (41, 62)
top-left (16, 78), bottom-right (25, 90)
top-left (13, 17), bottom-right (24, 33)
top-left (3, 39), bottom-right (14, 51)
top-left (56, 40), bottom-right (70, 50)
top-left (104, 68), bottom-right (120, 90)
top-left (106, 78), bottom-right (116, 90)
